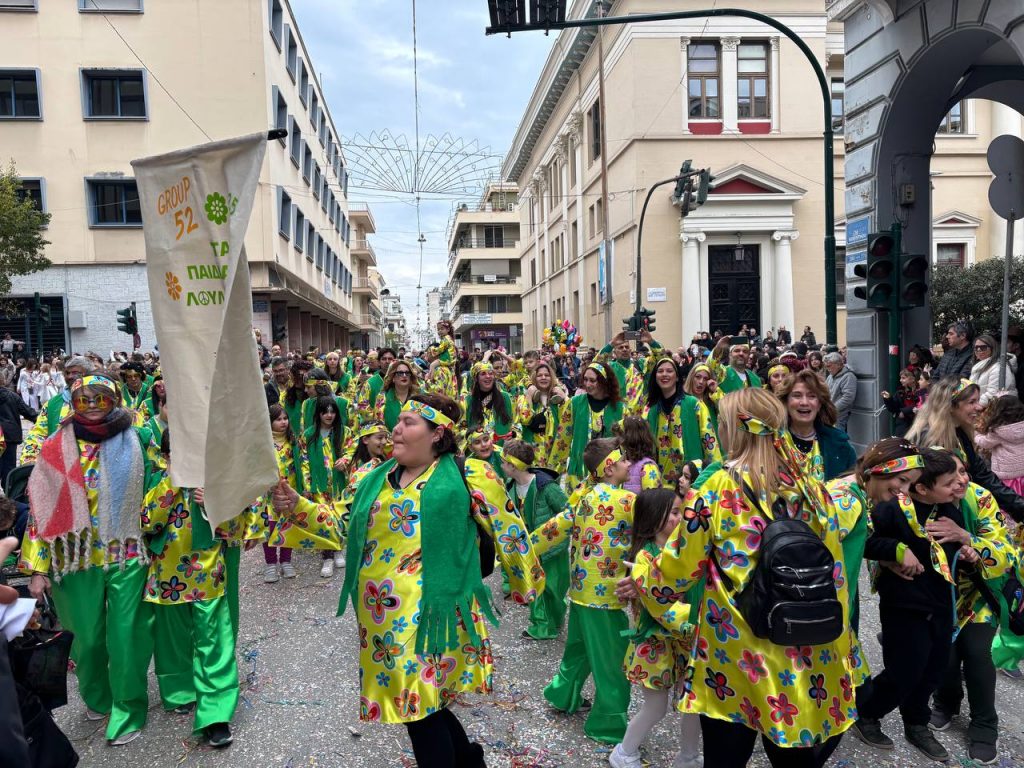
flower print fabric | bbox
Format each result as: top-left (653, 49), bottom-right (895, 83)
top-left (640, 399), bottom-right (722, 485)
top-left (630, 467), bottom-right (858, 747)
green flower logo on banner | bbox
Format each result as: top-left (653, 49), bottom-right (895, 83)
top-left (204, 192), bottom-right (229, 225)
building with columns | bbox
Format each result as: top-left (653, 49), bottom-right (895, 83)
top-left (504, 0), bottom-right (1018, 351)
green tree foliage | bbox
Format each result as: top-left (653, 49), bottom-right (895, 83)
top-left (0, 163), bottom-right (51, 298)
top-left (930, 256), bottom-right (1024, 341)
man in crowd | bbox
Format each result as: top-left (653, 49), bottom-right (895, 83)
top-left (825, 351), bottom-right (857, 432)
top-left (932, 322), bottom-right (975, 380)
top-left (264, 356), bottom-right (291, 407)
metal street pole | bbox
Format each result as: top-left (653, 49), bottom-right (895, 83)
top-left (1000, 213), bottom-right (1015, 389)
top-left (636, 173), bottom-right (699, 315)
top-left (596, 2), bottom-right (613, 344)
top-left (487, 7), bottom-right (837, 345)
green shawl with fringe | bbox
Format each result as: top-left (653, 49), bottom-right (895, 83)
top-left (567, 393), bottom-right (623, 479)
top-left (338, 455), bottom-right (498, 656)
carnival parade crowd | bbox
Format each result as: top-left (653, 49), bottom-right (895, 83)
top-left (4, 317), bottom-right (1024, 768)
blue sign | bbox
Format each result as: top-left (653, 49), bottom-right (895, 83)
top-left (846, 217), bottom-right (869, 247)
top-left (846, 249), bottom-right (867, 265)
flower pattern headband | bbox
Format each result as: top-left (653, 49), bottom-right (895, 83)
top-left (73, 374), bottom-right (121, 399)
top-left (402, 400), bottom-right (454, 430)
top-left (953, 378), bottom-right (976, 399)
top-left (587, 362), bottom-right (609, 378)
top-left (356, 421), bottom-right (389, 440)
top-left (866, 454), bottom-right (925, 475)
top-left (737, 412), bottom-right (776, 436)
top-left (600, 448), bottom-right (623, 478)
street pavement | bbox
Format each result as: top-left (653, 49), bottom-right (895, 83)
top-left (56, 549), bottom-right (1024, 768)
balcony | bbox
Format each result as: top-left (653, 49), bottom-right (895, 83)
top-left (450, 274), bottom-right (522, 305)
top-left (354, 313), bottom-right (380, 331)
top-left (351, 238), bottom-right (377, 266)
top-left (349, 203), bottom-right (376, 234)
top-left (451, 308), bottom-right (524, 333)
top-left (353, 276), bottom-right (379, 297)
top-left (447, 238), bottom-right (520, 273)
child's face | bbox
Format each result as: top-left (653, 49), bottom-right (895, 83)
top-left (365, 431), bottom-right (389, 457)
top-left (913, 471), bottom-right (961, 504)
top-left (606, 456), bottom-right (631, 485)
top-left (272, 412), bottom-right (289, 433)
top-left (951, 457), bottom-right (970, 499)
top-left (661, 497), bottom-right (683, 537)
top-left (900, 372), bottom-right (915, 388)
top-left (320, 408), bottom-right (337, 428)
top-left (470, 435), bottom-right (494, 458)
top-left (918, 374), bottom-right (930, 389)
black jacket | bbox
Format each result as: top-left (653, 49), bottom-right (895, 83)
top-left (958, 427), bottom-right (1024, 523)
top-left (932, 344), bottom-right (974, 381)
top-left (0, 388), bottom-right (37, 445)
top-left (866, 497), bottom-right (967, 614)
top-left (265, 380), bottom-right (283, 409)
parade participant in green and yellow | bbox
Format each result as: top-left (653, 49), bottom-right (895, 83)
top-left (778, 369), bottom-right (857, 482)
top-left (263, 403), bottom-right (301, 582)
top-left (465, 426), bottom-right (507, 482)
top-left (301, 367), bottom-right (352, 436)
top-left (20, 355), bottom-right (94, 464)
top-left (21, 374), bottom-right (154, 746)
top-left (119, 361), bottom-right (152, 421)
top-left (708, 336), bottom-right (762, 393)
top-left (764, 364), bottom-right (793, 396)
top-left (268, 393), bottom-right (544, 768)
top-left (301, 395), bottom-right (347, 578)
top-left (461, 361), bottom-right (516, 446)
top-left (556, 361), bottom-right (625, 489)
top-left (283, 359), bottom-right (313, 436)
top-left (264, 356), bottom-right (291, 407)
top-left (323, 351), bottom-right (350, 394)
top-left (597, 330), bottom-right (662, 407)
top-left (514, 359), bottom-right (568, 470)
top-left (683, 362), bottom-right (722, 434)
top-left (138, 375), bottom-right (165, 422)
top-left (374, 360), bottom-right (420, 432)
top-left (641, 355), bottom-right (721, 484)
top-left (142, 429), bottom-right (237, 749)
top-left (426, 320), bottom-right (458, 400)
top-left (143, 385), bottom-right (169, 472)
top-left (357, 348), bottom-right (397, 416)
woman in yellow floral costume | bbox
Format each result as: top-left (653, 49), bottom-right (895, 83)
top-left (269, 393), bottom-right (544, 768)
top-left (426, 320), bottom-right (458, 400)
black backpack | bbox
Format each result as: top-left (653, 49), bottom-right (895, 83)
top-left (716, 483), bottom-right (843, 646)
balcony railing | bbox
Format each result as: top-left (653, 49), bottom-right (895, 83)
top-left (352, 239), bottom-right (377, 263)
top-left (353, 276), bottom-right (378, 292)
top-left (449, 275), bottom-right (521, 295)
top-left (452, 237), bottom-right (516, 250)
top-left (454, 201), bottom-right (518, 214)
top-left (354, 313), bottom-right (380, 327)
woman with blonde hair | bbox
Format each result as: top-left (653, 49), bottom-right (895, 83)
top-left (683, 362), bottom-right (721, 433)
top-left (969, 333), bottom-right (1017, 405)
top-left (515, 359), bottom-right (568, 469)
top-left (374, 359), bottom-right (421, 432)
top-left (763, 363), bottom-right (792, 396)
top-left (907, 377), bottom-right (1024, 521)
top-left (619, 388), bottom-right (854, 767)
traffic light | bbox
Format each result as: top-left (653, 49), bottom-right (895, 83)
top-left (899, 252), bottom-right (929, 308)
top-left (695, 168), bottom-right (713, 207)
top-left (638, 307), bottom-right (656, 332)
top-left (622, 314), bottom-right (639, 333)
top-left (33, 292), bottom-right (52, 326)
top-left (670, 160), bottom-right (693, 204)
top-left (116, 303), bottom-right (138, 335)
top-left (852, 232), bottom-right (897, 309)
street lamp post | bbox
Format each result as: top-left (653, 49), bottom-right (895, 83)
top-left (486, 2), bottom-right (839, 345)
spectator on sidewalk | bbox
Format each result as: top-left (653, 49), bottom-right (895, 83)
top-left (825, 352), bottom-right (857, 432)
top-left (932, 322), bottom-right (975, 381)
top-left (970, 333), bottom-right (1018, 405)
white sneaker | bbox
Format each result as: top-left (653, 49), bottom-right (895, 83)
top-left (333, 550), bottom-right (345, 567)
top-left (108, 730), bottom-right (141, 746)
top-left (319, 559), bottom-right (335, 578)
top-left (280, 562), bottom-right (296, 578)
top-left (609, 744), bottom-right (643, 768)
top-left (263, 565), bottom-right (280, 583)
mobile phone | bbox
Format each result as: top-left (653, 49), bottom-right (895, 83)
top-left (624, 331), bottom-right (641, 341)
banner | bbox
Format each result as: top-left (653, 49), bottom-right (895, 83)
top-left (132, 133), bottom-right (277, 528)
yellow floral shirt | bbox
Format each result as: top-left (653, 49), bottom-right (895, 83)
top-left (531, 482), bottom-right (635, 609)
top-left (640, 400), bottom-right (722, 485)
top-left (20, 398), bottom-right (72, 464)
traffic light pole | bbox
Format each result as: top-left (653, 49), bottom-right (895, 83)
top-left (32, 292), bottom-right (43, 357)
top-left (887, 222), bottom-right (902, 401)
top-left (487, 7), bottom-right (838, 345)
top-left (636, 172), bottom-right (698, 315)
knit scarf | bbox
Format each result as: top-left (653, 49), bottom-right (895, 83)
top-left (27, 408), bottom-right (145, 576)
top-left (645, 394), bottom-right (703, 463)
top-left (339, 456), bottom-right (498, 655)
top-left (466, 390), bottom-right (515, 442)
top-left (567, 393), bottom-right (623, 479)
top-left (303, 426), bottom-right (342, 497)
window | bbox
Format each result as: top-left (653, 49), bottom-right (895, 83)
top-left (569, 139), bottom-right (577, 187)
top-left (937, 101), bottom-right (965, 134)
top-left (687, 42), bottom-right (720, 118)
top-left (15, 178), bottom-right (44, 212)
top-left (79, 0), bottom-right (142, 11)
top-left (285, 26), bottom-right (297, 81)
top-left (485, 297), bottom-right (508, 313)
top-left (306, 221), bottom-right (315, 260)
top-left (835, 246), bottom-right (846, 306)
top-left (590, 282), bottom-right (598, 315)
top-left (269, 0), bottom-right (283, 47)
top-left (82, 69), bottom-right (146, 118)
top-left (278, 188), bottom-right (292, 239)
top-left (0, 69), bottom-right (40, 119)
top-left (302, 143), bottom-right (312, 182)
top-left (298, 61), bottom-right (309, 106)
top-left (570, 221), bottom-right (579, 260)
top-left (309, 92), bottom-right (318, 128)
top-left (530, 259), bottom-right (536, 287)
top-left (737, 42), bottom-right (768, 119)
top-left (594, 198), bottom-right (603, 235)
top-left (831, 78), bottom-right (844, 134)
top-left (0, 0), bottom-right (38, 9)
top-left (87, 179), bottom-right (141, 227)
top-left (289, 119), bottom-right (301, 167)
top-left (483, 225), bottom-right (504, 248)
top-left (588, 203), bottom-right (596, 238)
top-left (316, 237), bottom-right (325, 271)
top-left (273, 87), bottom-right (287, 143)
top-left (294, 208), bottom-right (305, 252)
top-left (936, 243), bottom-right (965, 268)
top-left (588, 99), bottom-right (602, 162)
top-left (312, 165), bottom-right (321, 199)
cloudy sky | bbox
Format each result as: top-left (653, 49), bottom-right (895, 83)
top-left (291, 0), bottom-right (555, 340)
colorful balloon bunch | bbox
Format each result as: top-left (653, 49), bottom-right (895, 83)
top-left (542, 319), bottom-right (582, 355)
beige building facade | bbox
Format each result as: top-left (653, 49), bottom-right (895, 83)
top-left (504, 0), bottom-right (1020, 352)
top-left (0, 0), bottom-right (380, 355)
top-left (446, 183), bottom-right (525, 353)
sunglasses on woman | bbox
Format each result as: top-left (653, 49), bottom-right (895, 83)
top-left (72, 393), bottom-right (113, 411)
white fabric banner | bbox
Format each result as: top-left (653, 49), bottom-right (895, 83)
top-left (132, 133), bottom-right (277, 528)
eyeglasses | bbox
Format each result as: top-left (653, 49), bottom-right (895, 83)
top-left (72, 394), bottom-right (112, 411)
top-left (974, 344), bottom-right (991, 351)
top-left (393, 370), bottom-right (411, 378)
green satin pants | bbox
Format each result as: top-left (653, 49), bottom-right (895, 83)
top-left (526, 553), bottom-right (569, 640)
top-left (152, 597), bottom-right (239, 732)
top-left (49, 561), bottom-right (153, 740)
top-left (224, 544), bottom-right (241, 638)
top-left (542, 603), bottom-right (630, 744)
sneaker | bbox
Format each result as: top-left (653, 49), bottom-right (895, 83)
top-left (172, 702), bottom-right (196, 715)
top-left (319, 559), bottom-right (334, 578)
top-left (333, 551), bottom-right (344, 567)
top-left (852, 718), bottom-right (894, 749)
top-left (263, 564), bottom-right (280, 583)
top-left (968, 741), bottom-right (998, 765)
top-left (108, 730), bottom-right (141, 746)
top-left (205, 722), bottom-right (233, 748)
top-left (928, 708), bottom-right (953, 732)
top-left (85, 708), bottom-right (107, 721)
top-left (280, 562), bottom-right (296, 578)
top-left (609, 744), bottom-right (644, 768)
top-left (999, 666), bottom-right (1024, 680)
top-left (905, 724), bottom-right (949, 761)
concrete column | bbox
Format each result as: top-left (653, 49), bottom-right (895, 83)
top-left (299, 311), bottom-right (312, 353)
top-left (680, 36), bottom-right (691, 134)
top-left (770, 37), bottom-right (781, 133)
top-left (989, 102), bottom-right (1024, 258)
top-left (286, 306), bottom-right (302, 354)
top-left (680, 226), bottom-right (705, 342)
top-left (721, 37), bottom-right (740, 134)
top-left (772, 231), bottom-right (799, 334)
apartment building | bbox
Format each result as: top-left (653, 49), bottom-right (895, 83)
top-left (504, 0), bottom-right (1021, 351)
top-left (0, 0), bottom-right (376, 354)
top-left (446, 183), bottom-right (524, 353)
top-left (382, 294), bottom-right (407, 349)
top-left (349, 204), bottom-right (385, 350)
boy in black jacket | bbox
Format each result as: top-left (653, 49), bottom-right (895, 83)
top-left (853, 448), bottom-right (976, 762)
